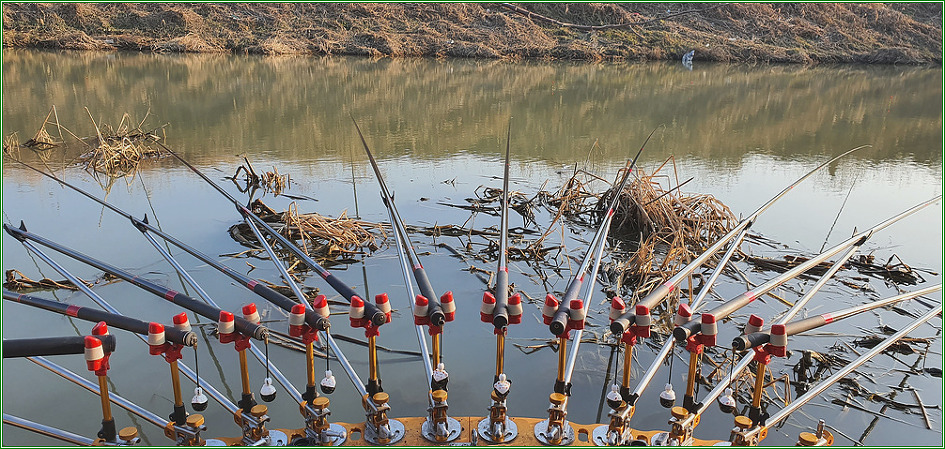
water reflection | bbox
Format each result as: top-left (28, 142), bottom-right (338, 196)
top-left (3, 49), bottom-right (942, 166)
top-left (1, 50), bottom-right (942, 447)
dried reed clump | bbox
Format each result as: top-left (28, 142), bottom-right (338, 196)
top-left (231, 158), bottom-right (291, 195)
top-left (19, 107), bottom-right (65, 151)
top-left (603, 157), bottom-right (737, 296)
top-left (78, 109), bottom-right (167, 178)
top-left (231, 199), bottom-right (387, 260)
top-left (3, 133), bottom-right (21, 157)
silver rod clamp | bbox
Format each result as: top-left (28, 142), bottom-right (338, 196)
top-left (298, 397), bottom-right (346, 446)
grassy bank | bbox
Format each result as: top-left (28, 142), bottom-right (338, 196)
top-left (2, 3), bottom-right (942, 64)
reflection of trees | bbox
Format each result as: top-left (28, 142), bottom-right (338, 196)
top-left (2, 49), bottom-right (941, 168)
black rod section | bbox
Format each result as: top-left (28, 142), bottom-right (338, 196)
top-left (3, 290), bottom-right (197, 347)
top-left (4, 223), bottom-right (267, 340)
top-left (3, 335), bottom-right (117, 358)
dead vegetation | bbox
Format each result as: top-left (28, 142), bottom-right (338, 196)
top-left (229, 199), bottom-right (387, 265)
top-left (4, 106), bottom-right (168, 178)
top-left (228, 157), bottom-right (292, 196)
top-left (77, 109), bottom-right (167, 178)
top-left (2, 3), bottom-right (940, 64)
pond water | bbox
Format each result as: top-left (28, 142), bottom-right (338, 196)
top-left (2, 49), bottom-right (942, 446)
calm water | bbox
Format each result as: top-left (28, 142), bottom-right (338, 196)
top-left (2, 50), bottom-right (942, 446)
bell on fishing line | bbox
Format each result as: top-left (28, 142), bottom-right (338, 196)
top-left (659, 383), bottom-right (676, 408)
top-left (718, 388), bottom-right (736, 414)
top-left (431, 362), bottom-right (449, 391)
top-left (493, 373), bottom-right (511, 399)
top-left (260, 377), bottom-right (277, 402)
top-left (191, 386), bottom-right (209, 411)
top-left (320, 370), bottom-right (336, 394)
top-left (606, 384), bottom-right (624, 410)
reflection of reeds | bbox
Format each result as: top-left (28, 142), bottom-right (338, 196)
top-left (20, 106), bottom-right (64, 150)
top-left (232, 158), bottom-right (292, 195)
top-left (3, 132), bottom-right (21, 157)
top-left (78, 108), bottom-right (166, 178)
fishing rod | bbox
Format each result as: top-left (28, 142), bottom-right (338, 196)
top-left (597, 147), bottom-right (869, 444)
top-left (596, 225), bottom-right (754, 445)
top-left (4, 223), bottom-right (267, 342)
top-left (537, 210), bottom-right (616, 446)
top-left (3, 320), bottom-right (139, 445)
top-left (668, 196), bottom-right (940, 422)
top-left (3, 335), bottom-right (117, 359)
top-left (12, 161), bottom-right (341, 418)
top-left (4, 290), bottom-right (197, 348)
top-left (352, 119), bottom-right (459, 444)
top-left (477, 122), bottom-right (523, 443)
top-left (730, 303), bottom-right (942, 446)
top-left (535, 132), bottom-right (653, 446)
top-left (546, 131), bottom-right (651, 339)
top-left (652, 196), bottom-right (941, 446)
top-left (352, 120), bottom-right (454, 366)
top-left (641, 238), bottom-right (862, 447)
top-left (731, 284), bottom-right (942, 428)
top-left (5, 221), bottom-right (280, 421)
top-left (735, 284), bottom-right (943, 352)
top-left (154, 142), bottom-right (387, 327)
top-left (610, 146), bottom-right (867, 336)
top-left (26, 355), bottom-right (221, 446)
top-left (673, 196), bottom-right (941, 345)
top-left (2, 224), bottom-right (282, 444)
top-left (234, 191), bottom-right (380, 446)
top-left (12, 159), bottom-right (331, 336)
top-left (241, 195), bottom-right (404, 446)
top-left (4, 413), bottom-right (123, 447)
top-left (670, 284), bottom-right (940, 446)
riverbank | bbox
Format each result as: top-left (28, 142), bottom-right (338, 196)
top-left (2, 3), bottom-right (942, 64)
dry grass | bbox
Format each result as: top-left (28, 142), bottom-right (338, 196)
top-left (231, 199), bottom-right (387, 263)
top-left (230, 158), bottom-right (292, 196)
top-left (539, 157), bottom-right (736, 301)
top-left (77, 108), bottom-right (167, 178)
top-left (2, 3), bottom-right (940, 63)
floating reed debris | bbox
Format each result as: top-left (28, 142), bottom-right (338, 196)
top-left (547, 157), bottom-right (737, 299)
top-left (230, 199), bottom-right (387, 262)
top-left (77, 108), bottom-right (168, 178)
top-left (228, 157), bottom-right (292, 195)
top-left (4, 269), bottom-right (94, 292)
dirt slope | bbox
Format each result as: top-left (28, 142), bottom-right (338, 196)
top-left (2, 3), bottom-right (942, 64)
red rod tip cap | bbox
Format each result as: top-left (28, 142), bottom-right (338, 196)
top-left (149, 322), bottom-right (165, 333)
top-left (701, 313), bottom-right (716, 324)
top-left (219, 311), bottom-right (234, 321)
top-left (748, 314), bottom-right (764, 326)
top-left (84, 335), bottom-right (102, 348)
top-left (771, 324), bottom-right (786, 335)
top-left (91, 321), bottom-right (109, 336)
top-left (173, 313), bottom-right (188, 325)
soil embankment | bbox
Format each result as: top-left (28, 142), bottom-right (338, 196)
top-left (2, 3), bottom-right (942, 64)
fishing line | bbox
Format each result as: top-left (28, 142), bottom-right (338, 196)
top-left (612, 340), bottom-right (621, 386)
top-left (325, 331), bottom-right (332, 372)
top-left (264, 336), bottom-right (271, 379)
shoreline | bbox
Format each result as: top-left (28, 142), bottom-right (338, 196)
top-left (2, 3), bottom-right (942, 65)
